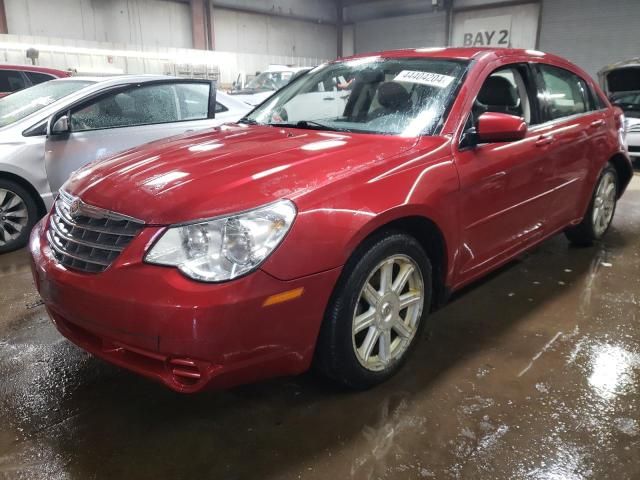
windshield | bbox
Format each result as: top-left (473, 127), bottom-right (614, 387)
top-left (245, 56), bottom-right (468, 136)
top-left (0, 80), bottom-right (93, 128)
top-left (611, 90), bottom-right (640, 111)
top-left (245, 71), bottom-right (296, 91)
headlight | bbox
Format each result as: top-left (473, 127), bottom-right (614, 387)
top-left (145, 200), bottom-right (296, 282)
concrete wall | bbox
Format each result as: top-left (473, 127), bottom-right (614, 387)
top-left (5, 0), bottom-right (193, 48)
top-left (212, 7), bottom-right (336, 60)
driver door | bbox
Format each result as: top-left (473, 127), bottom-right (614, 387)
top-left (45, 79), bottom-right (217, 194)
top-left (454, 63), bottom-right (555, 282)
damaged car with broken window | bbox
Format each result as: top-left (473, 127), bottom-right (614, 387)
top-left (30, 47), bottom-right (633, 393)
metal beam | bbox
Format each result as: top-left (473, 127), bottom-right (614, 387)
top-left (0, 0), bottom-right (7, 34)
top-left (190, 0), bottom-right (208, 49)
top-left (336, 0), bottom-right (344, 58)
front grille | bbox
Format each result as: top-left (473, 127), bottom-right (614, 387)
top-left (628, 145), bottom-right (640, 153)
top-left (46, 190), bottom-right (144, 273)
top-left (627, 123), bottom-right (640, 133)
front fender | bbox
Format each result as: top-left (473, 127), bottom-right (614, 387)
top-left (261, 153), bottom-right (460, 283)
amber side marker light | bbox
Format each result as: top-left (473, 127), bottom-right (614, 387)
top-left (263, 287), bottom-right (304, 307)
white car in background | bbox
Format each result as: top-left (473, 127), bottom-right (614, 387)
top-left (598, 59), bottom-right (640, 161)
top-left (228, 65), bottom-right (311, 106)
top-left (0, 75), bottom-right (250, 252)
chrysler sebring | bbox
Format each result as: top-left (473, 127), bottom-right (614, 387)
top-left (30, 48), bottom-right (633, 392)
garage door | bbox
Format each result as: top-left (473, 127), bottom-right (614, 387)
top-left (451, 3), bottom-right (540, 49)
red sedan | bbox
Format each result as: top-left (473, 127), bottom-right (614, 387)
top-left (0, 64), bottom-right (71, 97)
top-left (29, 48), bottom-right (633, 392)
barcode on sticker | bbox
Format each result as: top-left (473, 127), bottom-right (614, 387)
top-left (394, 71), bottom-right (455, 88)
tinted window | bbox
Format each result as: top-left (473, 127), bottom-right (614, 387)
top-left (71, 82), bottom-right (211, 131)
top-left (25, 71), bottom-right (56, 85)
top-left (0, 79), bottom-right (93, 128)
top-left (0, 71), bottom-right (26, 92)
top-left (539, 65), bottom-right (589, 120)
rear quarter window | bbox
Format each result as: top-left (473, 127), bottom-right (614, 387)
top-left (25, 71), bottom-right (56, 85)
top-left (539, 65), bottom-right (590, 120)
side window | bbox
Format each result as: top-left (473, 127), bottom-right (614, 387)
top-left (175, 83), bottom-right (211, 120)
top-left (539, 65), bottom-right (589, 120)
top-left (0, 71), bottom-right (26, 92)
top-left (589, 84), bottom-right (608, 110)
top-left (215, 101), bottom-right (228, 113)
top-left (474, 65), bottom-right (534, 124)
top-left (25, 71), bottom-right (55, 85)
top-left (71, 83), bottom-right (188, 131)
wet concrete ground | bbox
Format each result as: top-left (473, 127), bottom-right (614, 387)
top-left (1, 177), bottom-right (639, 480)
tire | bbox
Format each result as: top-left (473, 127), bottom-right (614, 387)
top-left (0, 179), bottom-right (40, 253)
top-left (314, 231), bottom-right (432, 390)
top-left (565, 163), bottom-right (618, 247)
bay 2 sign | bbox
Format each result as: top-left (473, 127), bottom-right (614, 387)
top-left (462, 15), bottom-right (512, 48)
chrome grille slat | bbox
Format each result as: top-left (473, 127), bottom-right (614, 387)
top-left (49, 215), bottom-right (124, 252)
top-left (47, 229), bottom-right (111, 267)
top-left (46, 191), bottom-right (144, 273)
top-left (54, 200), bottom-right (140, 237)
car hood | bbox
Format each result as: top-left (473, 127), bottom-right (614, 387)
top-left (227, 91), bottom-right (273, 106)
top-left (64, 124), bottom-right (443, 225)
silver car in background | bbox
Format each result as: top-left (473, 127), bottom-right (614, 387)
top-left (598, 59), bottom-right (640, 162)
top-left (0, 75), bottom-right (251, 252)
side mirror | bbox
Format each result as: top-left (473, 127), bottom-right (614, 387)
top-left (476, 112), bottom-right (527, 143)
top-left (50, 115), bottom-right (70, 135)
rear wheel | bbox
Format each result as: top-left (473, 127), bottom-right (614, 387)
top-left (565, 164), bottom-right (618, 246)
top-left (315, 232), bottom-right (432, 389)
top-left (0, 179), bottom-right (39, 253)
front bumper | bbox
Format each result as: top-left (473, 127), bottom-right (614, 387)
top-left (627, 128), bottom-right (640, 158)
top-left (29, 219), bottom-right (341, 392)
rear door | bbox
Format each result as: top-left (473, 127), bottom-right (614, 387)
top-left (44, 79), bottom-right (217, 194)
top-left (532, 64), bottom-right (605, 228)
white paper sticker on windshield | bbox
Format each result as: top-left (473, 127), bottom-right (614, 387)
top-left (394, 70), bottom-right (455, 88)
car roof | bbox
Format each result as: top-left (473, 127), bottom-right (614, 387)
top-left (0, 64), bottom-right (70, 76)
top-left (341, 46), bottom-right (568, 64)
top-left (52, 74), bottom-right (181, 86)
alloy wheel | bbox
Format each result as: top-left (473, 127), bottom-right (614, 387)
top-left (592, 171), bottom-right (617, 237)
top-left (352, 254), bottom-right (424, 372)
top-left (0, 188), bottom-right (29, 247)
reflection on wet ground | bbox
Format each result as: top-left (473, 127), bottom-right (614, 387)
top-left (1, 177), bottom-right (639, 480)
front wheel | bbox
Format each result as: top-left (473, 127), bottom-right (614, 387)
top-left (0, 180), bottom-right (39, 253)
top-left (565, 164), bottom-right (618, 246)
top-left (314, 232), bottom-right (432, 389)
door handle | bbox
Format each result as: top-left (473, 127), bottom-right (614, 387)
top-left (323, 97), bottom-right (335, 101)
top-left (535, 135), bottom-right (555, 147)
top-left (589, 119), bottom-right (605, 129)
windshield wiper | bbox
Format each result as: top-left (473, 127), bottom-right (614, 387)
top-left (238, 118), bottom-right (259, 125)
top-left (269, 120), bottom-right (352, 133)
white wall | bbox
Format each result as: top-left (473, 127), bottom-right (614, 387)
top-left (0, 33), bottom-right (325, 86)
top-left (5, 0), bottom-right (193, 48)
top-left (212, 7), bottom-right (337, 60)
top-left (451, 3), bottom-right (540, 49)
